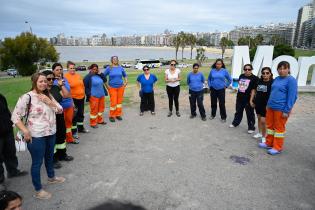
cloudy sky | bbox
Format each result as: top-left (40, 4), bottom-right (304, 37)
top-left (0, 0), bottom-right (311, 39)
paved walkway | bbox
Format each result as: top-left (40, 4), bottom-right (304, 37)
top-left (6, 91), bottom-right (315, 210)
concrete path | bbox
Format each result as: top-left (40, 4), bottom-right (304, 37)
top-left (6, 91), bottom-right (315, 210)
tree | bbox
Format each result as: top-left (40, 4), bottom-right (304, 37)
top-left (254, 34), bottom-right (264, 46)
top-left (196, 48), bottom-right (207, 66)
top-left (0, 32), bottom-right (59, 75)
top-left (196, 37), bottom-right (207, 46)
top-left (178, 31), bottom-right (187, 61)
top-left (238, 36), bottom-right (255, 49)
top-left (186, 34), bottom-right (197, 59)
top-left (220, 37), bottom-right (229, 59)
top-left (172, 35), bottom-right (181, 60)
top-left (270, 35), bottom-right (285, 46)
top-left (249, 44), bottom-right (295, 61)
top-left (273, 44), bottom-right (295, 59)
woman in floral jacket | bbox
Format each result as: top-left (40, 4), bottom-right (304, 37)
top-left (11, 73), bottom-right (66, 200)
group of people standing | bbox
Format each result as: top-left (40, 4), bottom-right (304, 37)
top-left (136, 58), bottom-right (297, 157)
top-left (0, 55), bottom-right (297, 201)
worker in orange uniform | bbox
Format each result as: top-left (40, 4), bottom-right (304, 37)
top-left (258, 61), bottom-right (298, 155)
top-left (52, 64), bottom-right (77, 144)
top-left (83, 64), bottom-right (108, 128)
top-left (64, 61), bottom-right (89, 139)
top-left (103, 56), bottom-right (128, 122)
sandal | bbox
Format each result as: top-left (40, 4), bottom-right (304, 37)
top-left (34, 190), bottom-right (52, 200)
top-left (48, 176), bottom-right (66, 184)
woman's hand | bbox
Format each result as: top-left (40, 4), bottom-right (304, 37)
top-left (250, 100), bottom-right (255, 108)
top-left (23, 129), bottom-right (32, 142)
top-left (38, 94), bottom-right (52, 105)
top-left (282, 112), bottom-right (289, 118)
top-left (57, 78), bottom-right (65, 87)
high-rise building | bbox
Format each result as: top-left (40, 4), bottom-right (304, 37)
top-left (293, 2), bottom-right (314, 47)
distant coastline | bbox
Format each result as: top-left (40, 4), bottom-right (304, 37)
top-left (55, 46), bottom-right (231, 62)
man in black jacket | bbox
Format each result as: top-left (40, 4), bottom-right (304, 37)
top-left (0, 93), bottom-right (27, 187)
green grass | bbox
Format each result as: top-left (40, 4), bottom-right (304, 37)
top-left (295, 49), bottom-right (315, 58)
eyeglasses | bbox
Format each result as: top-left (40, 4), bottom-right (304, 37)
top-left (244, 68), bottom-right (252, 71)
top-left (143, 69), bottom-right (149, 71)
top-left (170, 64), bottom-right (176, 66)
top-left (46, 78), bottom-right (55, 81)
top-left (262, 72), bottom-right (270, 75)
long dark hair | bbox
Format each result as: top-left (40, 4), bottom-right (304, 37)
top-left (260, 67), bottom-right (273, 80)
top-left (0, 190), bottom-right (22, 210)
top-left (211, 59), bottom-right (226, 69)
top-left (31, 72), bottom-right (51, 99)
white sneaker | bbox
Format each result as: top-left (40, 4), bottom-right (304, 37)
top-left (248, 130), bottom-right (255, 134)
top-left (253, 133), bottom-right (262, 138)
top-left (229, 124), bottom-right (235, 128)
top-left (261, 137), bottom-right (266, 143)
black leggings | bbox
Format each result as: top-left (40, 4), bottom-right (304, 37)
top-left (140, 92), bottom-right (155, 112)
top-left (166, 85), bottom-right (180, 112)
top-left (210, 88), bottom-right (227, 120)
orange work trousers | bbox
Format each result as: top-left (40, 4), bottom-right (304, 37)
top-left (265, 108), bottom-right (288, 151)
top-left (89, 96), bottom-right (105, 126)
top-left (108, 86), bottom-right (125, 118)
top-left (64, 106), bottom-right (74, 143)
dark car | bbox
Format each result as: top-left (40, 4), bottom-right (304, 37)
top-left (76, 65), bottom-right (87, 71)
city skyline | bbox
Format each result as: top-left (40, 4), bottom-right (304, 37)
top-left (0, 0), bottom-right (311, 39)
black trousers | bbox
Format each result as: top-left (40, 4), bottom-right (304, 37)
top-left (232, 96), bottom-right (255, 130)
top-left (140, 92), bottom-right (155, 112)
top-left (54, 113), bottom-right (67, 160)
top-left (166, 85), bottom-right (180, 112)
top-left (0, 131), bottom-right (19, 182)
top-left (189, 90), bottom-right (206, 118)
top-left (210, 88), bottom-right (227, 120)
top-left (72, 98), bottom-right (85, 133)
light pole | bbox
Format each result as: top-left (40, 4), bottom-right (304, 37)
top-left (25, 21), bottom-right (33, 34)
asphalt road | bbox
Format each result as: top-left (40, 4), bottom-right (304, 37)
top-left (4, 92), bottom-right (315, 210)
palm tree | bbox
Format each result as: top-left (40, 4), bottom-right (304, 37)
top-left (220, 37), bottom-right (229, 59)
top-left (186, 34), bottom-right (197, 59)
top-left (173, 35), bottom-right (181, 60)
top-left (179, 31), bottom-right (187, 61)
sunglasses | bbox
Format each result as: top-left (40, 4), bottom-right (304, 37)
top-left (143, 69), bottom-right (149, 71)
top-left (46, 78), bottom-right (55, 81)
top-left (244, 68), bottom-right (252, 71)
top-left (262, 72), bottom-right (270, 75)
top-left (170, 64), bottom-right (176, 66)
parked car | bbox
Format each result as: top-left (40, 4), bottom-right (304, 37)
top-left (76, 65), bottom-right (87, 71)
top-left (177, 63), bottom-right (189, 68)
top-left (7, 69), bottom-right (17, 77)
top-left (121, 63), bottom-right (132, 68)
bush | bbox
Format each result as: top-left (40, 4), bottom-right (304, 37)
top-left (0, 32), bottom-right (59, 76)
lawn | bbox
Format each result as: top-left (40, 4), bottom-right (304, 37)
top-left (295, 49), bottom-right (315, 58)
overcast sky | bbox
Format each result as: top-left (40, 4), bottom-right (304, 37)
top-left (0, 0), bottom-right (311, 39)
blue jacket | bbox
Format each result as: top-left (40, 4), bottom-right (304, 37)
top-left (267, 75), bottom-right (297, 114)
top-left (83, 72), bottom-right (108, 101)
top-left (208, 68), bottom-right (232, 90)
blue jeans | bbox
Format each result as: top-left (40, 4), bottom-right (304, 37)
top-left (27, 134), bottom-right (56, 191)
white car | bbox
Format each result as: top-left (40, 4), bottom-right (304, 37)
top-left (177, 63), bottom-right (189, 68)
top-left (121, 63), bottom-right (132, 68)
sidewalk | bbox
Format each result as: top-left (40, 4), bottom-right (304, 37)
top-left (6, 92), bottom-right (315, 210)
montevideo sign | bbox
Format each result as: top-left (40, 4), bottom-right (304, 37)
top-left (231, 46), bottom-right (315, 87)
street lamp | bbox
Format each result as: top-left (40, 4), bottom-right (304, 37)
top-left (25, 21), bottom-right (33, 34)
